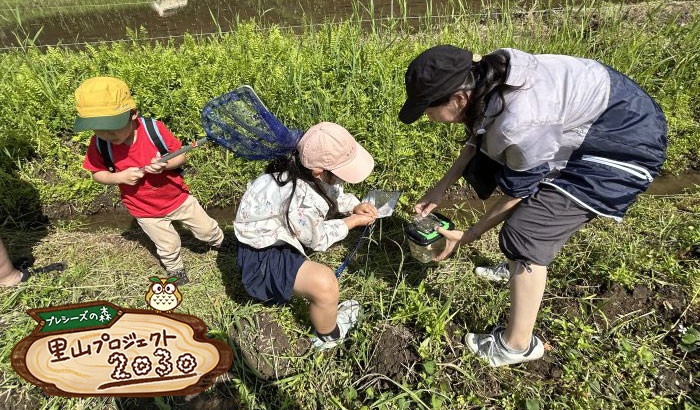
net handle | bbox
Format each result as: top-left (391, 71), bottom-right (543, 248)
top-left (138, 137), bottom-right (209, 170)
top-left (158, 137), bottom-right (209, 162)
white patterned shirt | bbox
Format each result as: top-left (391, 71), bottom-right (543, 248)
top-left (234, 173), bottom-right (360, 256)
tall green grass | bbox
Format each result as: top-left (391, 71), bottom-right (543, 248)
top-left (0, 1), bottom-right (698, 223)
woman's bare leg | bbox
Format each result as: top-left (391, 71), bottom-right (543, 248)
top-left (503, 261), bottom-right (547, 350)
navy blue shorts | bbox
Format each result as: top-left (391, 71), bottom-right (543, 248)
top-left (237, 243), bottom-right (306, 305)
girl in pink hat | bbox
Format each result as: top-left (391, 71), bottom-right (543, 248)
top-left (234, 122), bottom-right (377, 350)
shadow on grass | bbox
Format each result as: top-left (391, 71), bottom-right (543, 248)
top-left (343, 217), bottom-right (494, 287)
top-left (113, 377), bottom-right (242, 410)
top-left (120, 218), bottom-right (231, 272)
top-left (214, 237), bottom-right (257, 305)
top-left (0, 136), bottom-right (52, 281)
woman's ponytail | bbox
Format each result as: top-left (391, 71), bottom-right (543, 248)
top-left (462, 50), bottom-right (518, 135)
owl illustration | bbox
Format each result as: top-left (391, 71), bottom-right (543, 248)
top-left (145, 277), bottom-right (182, 313)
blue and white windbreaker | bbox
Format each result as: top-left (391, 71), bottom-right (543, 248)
top-left (477, 48), bottom-right (667, 221)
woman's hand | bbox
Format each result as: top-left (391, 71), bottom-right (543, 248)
top-left (433, 227), bottom-right (479, 261)
top-left (353, 203), bottom-right (378, 218)
top-left (415, 187), bottom-right (445, 217)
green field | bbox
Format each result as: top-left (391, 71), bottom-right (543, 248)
top-left (0, 1), bottom-right (699, 222)
top-left (0, 1), bottom-right (698, 409)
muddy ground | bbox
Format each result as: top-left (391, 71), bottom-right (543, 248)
top-left (367, 323), bottom-right (420, 387)
top-left (227, 311), bottom-right (310, 380)
top-left (542, 282), bottom-right (698, 393)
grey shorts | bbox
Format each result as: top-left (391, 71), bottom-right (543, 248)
top-left (499, 186), bottom-right (597, 266)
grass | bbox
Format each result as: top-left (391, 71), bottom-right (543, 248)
top-left (0, 1), bottom-right (698, 224)
top-left (0, 192), bottom-right (698, 409)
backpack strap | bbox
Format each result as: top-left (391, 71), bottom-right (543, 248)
top-left (95, 137), bottom-right (116, 173)
top-left (141, 117), bottom-right (169, 156)
top-left (140, 117), bottom-right (184, 175)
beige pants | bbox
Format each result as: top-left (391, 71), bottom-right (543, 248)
top-left (137, 195), bottom-right (223, 272)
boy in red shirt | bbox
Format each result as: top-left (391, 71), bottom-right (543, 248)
top-left (76, 77), bottom-right (224, 284)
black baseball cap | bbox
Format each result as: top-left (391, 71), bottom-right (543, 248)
top-left (399, 45), bottom-right (473, 124)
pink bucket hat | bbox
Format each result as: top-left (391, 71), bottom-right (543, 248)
top-left (298, 122), bottom-right (374, 184)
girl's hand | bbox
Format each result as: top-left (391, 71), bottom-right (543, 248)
top-left (415, 187), bottom-right (444, 217)
top-left (433, 227), bottom-right (480, 261)
top-left (144, 156), bottom-right (167, 174)
top-left (344, 214), bottom-right (376, 229)
top-left (353, 203), bottom-right (378, 218)
top-left (119, 167), bottom-right (145, 185)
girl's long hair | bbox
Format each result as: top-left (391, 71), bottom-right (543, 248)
top-left (431, 50), bottom-right (519, 138)
top-left (265, 151), bottom-right (339, 234)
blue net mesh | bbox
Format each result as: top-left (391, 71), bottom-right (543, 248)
top-left (200, 86), bottom-right (303, 160)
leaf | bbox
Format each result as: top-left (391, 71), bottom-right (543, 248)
top-left (637, 346), bottom-right (655, 365)
top-left (149, 277), bottom-right (161, 283)
top-left (620, 339), bottom-right (634, 352)
top-left (344, 386), bottom-right (357, 402)
top-left (681, 328), bottom-right (700, 344)
top-left (423, 360), bottom-right (436, 375)
top-left (525, 399), bottom-right (541, 410)
top-left (678, 344), bottom-right (697, 353)
top-left (153, 397), bottom-right (172, 410)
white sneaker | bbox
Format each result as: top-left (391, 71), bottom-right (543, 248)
top-left (474, 262), bottom-right (510, 282)
top-left (465, 326), bottom-right (544, 367)
top-left (311, 300), bottom-right (362, 351)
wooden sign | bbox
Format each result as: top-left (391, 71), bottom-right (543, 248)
top-left (11, 301), bottom-right (233, 397)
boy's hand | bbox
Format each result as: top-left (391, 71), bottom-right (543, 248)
top-left (119, 167), bottom-right (145, 185)
top-left (144, 156), bottom-right (167, 174)
top-left (353, 203), bottom-right (378, 218)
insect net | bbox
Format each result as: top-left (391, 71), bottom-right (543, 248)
top-left (200, 85), bottom-right (303, 160)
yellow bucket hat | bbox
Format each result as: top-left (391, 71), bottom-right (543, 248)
top-left (73, 77), bottom-right (136, 132)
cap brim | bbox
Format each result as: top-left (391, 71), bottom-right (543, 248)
top-left (73, 111), bottom-right (131, 132)
top-left (398, 98), bottom-right (428, 124)
top-left (330, 142), bottom-right (375, 184)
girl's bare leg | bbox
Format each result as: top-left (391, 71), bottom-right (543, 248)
top-left (292, 260), bottom-right (340, 334)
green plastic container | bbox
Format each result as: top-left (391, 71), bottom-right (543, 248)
top-left (405, 212), bottom-right (455, 263)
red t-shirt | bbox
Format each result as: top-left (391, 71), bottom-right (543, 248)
top-left (83, 118), bottom-right (190, 218)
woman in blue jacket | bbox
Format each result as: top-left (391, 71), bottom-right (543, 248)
top-left (400, 45), bottom-right (667, 367)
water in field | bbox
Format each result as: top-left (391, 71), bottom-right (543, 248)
top-left (440, 171), bottom-right (700, 223)
top-left (62, 171), bottom-right (700, 232)
top-left (0, 0), bottom-right (638, 49)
